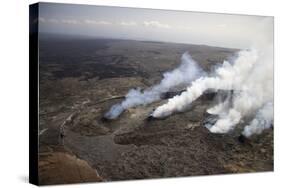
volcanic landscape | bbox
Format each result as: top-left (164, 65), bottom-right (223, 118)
top-left (38, 34), bottom-right (273, 185)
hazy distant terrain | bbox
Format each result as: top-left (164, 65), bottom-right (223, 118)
top-left (38, 34), bottom-right (273, 185)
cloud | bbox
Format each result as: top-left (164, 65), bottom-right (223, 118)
top-left (143, 21), bottom-right (171, 29)
top-left (39, 17), bottom-right (170, 30)
top-left (61, 19), bottom-right (79, 25)
top-left (84, 19), bottom-right (112, 25)
top-left (38, 17), bottom-right (59, 24)
top-left (48, 18), bottom-right (59, 24)
top-left (39, 17), bottom-right (112, 25)
top-left (38, 17), bottom-right (46, 23)
top-left (120, 21), bottom-right (137, 26)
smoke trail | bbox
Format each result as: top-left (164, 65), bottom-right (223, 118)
top-left (209, 45), bottom-right (273, 135)
top-left (242, 102), bottom-right (273, 137)
top-left (104, 52), bottom-right (205, 119)
top-left (152, 49), bottom-right (258, 118)
top-left (207, 94), bottom-right (231, 115)
top-left (152, 46), bottom-right (273, 136)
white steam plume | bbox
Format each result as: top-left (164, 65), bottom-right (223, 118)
top-left (105, 52), bottom-right (205, 119)
top-left (152, 49), bottom-right (259, 118)
top-left (206, 93), bottom-right (231, 115)
top-left (209, 45), bottom-right (273, 135)
top-left (152, 45), bottom-right (273, 136)
top-left (242, 102), bottom-right (273, 137)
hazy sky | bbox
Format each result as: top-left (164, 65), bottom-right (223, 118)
top-left (38, 2), bottom-right (273, 49)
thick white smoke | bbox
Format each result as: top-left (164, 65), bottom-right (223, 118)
top-left (153, 49), bottom-right (258, 117)
top-left (206, 93), bottom-right (231, 115)
top-left (242, 102), bottom-right (273, 137)
top-left (105, 52), bottom-right (205, 119)
top-left (152, 45), bottom-right (273, 137)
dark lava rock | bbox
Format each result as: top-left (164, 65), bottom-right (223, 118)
top-left (238, 134), bottom-right (249, 144)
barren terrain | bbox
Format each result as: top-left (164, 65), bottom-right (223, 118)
top-left (38, 34), bottom-right (273, 185)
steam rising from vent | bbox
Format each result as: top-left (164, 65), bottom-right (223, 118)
top-left (152, 46), bottom-right (273, 137)
top-left (104, 52), bottom-right (205, 119)
top-left (242, 102), bottom-right (273, 137)
top-left (104, 18), bottom-right (273, 138)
